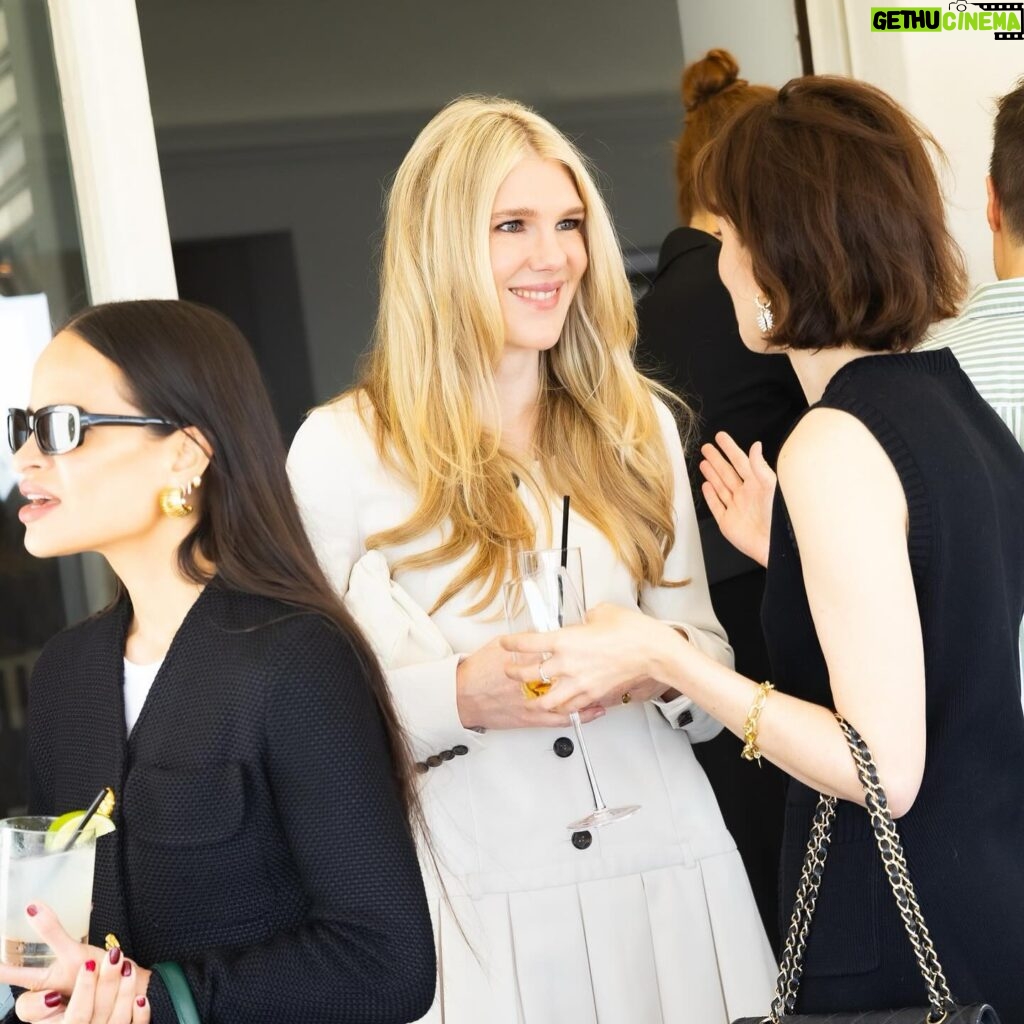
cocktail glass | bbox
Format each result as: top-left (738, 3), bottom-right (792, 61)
top-left (0, 817), bottom-right (97, 966)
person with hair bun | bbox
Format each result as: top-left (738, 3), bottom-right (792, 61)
top-left (288, 95), bottom-right (775, 1023)
top-left (505, 76), bottom-right (1024, 1017)
top-left (636, 48), bottom-right (805, 952)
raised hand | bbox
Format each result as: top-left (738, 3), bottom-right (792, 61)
top-left (699, 432), bottom-right (776, 567)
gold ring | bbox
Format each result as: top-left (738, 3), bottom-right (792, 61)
top-left (104, 933), bottom-right (121, 951)
top-left (621, 691), bottom-right (632, 705)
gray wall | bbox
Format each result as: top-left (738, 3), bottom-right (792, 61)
top-left (154, 97), bottom-right (681, 401)
top-left (138, 0), bottom-right (686, 123)
top-left (676, 0), bottom-right (804, 85)
top-left (138, 0), bottom-right (687, 400)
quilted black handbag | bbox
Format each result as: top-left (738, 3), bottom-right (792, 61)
top-left (734, 715), bottom-right (1000, 1024)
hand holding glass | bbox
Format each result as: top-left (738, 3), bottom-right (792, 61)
top-left (0, 818), bottom-right (97, 967)
top-left (505, 549), bottom-right (640, 830)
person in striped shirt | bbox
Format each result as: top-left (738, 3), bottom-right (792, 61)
top-left (926, 76), bottom-right (1024, 692)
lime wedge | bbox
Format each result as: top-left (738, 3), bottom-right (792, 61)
top-left (45, 811), bottom-right (116, 850)
top-left (48, 810), bottom-right (85, 834)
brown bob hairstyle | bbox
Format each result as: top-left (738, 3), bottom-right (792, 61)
top-left (694, 76), bottom-right (966, 352)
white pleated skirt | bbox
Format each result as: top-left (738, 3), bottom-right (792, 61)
top-left (416, 846), bottom-right (776, 1024)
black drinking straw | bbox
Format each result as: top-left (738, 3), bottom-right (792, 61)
top-left (557, 496), bottom-right (570, 626)
top-left (59, 786), bottom-right (110, 853)
top-left (560, 495), bottom-right (570, 569)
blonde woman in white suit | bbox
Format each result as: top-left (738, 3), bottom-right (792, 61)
top-left (287, 95), bottom-right (775, 1024)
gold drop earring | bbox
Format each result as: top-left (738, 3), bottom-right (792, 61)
top-left (158, 476), bottom-right (202, 518)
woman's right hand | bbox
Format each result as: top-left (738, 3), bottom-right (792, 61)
top-left (699, 432), bottom-right (776, 567)
top-left (455, 636), bottom-right (606, 731)
top-left (1, 904), bottom-right (149, 1024)
top-left (15, 950), bottom-right (149, 1024)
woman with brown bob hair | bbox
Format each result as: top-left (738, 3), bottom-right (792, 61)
top-left (504, 76), bottom-right (1024, 1016)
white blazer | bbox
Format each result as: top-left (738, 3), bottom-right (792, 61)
top-left (287, 394), bottom-right (775, 1024)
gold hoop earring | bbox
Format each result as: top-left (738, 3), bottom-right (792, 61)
top-left (158, 475), bottom-right (202, 519)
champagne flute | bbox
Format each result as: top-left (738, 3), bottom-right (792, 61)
top-left (505, 553), bottom-right (640, 830)
top-left (503, 578), bottom-right (556, 701)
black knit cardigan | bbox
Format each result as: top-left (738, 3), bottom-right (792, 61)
top-left (9, 583), bottom-right (435, 1024)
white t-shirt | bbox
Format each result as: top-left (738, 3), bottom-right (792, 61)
top-left (123, 657), bottom-right (162, 734)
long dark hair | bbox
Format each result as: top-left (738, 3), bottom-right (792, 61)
top-left (64, 299), bottom-right (423, 833)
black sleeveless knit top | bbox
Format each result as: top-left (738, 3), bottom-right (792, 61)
top-left (763, 349), bottom-right (1024, 1017)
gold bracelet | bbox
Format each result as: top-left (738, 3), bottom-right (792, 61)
top-left (741, 681), bottom-right (775, 765)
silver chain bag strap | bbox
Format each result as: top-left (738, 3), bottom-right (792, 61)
top-left (734, 714), bottom-right (999, 1024)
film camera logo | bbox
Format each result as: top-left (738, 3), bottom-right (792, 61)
top-left (871, 3), bottom-right (1023, 37)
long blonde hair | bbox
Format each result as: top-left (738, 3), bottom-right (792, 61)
top-left (349, 95), bottom-right (690, 614)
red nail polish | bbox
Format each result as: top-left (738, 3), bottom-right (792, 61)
top-left (85, 959), bottom-right (96, 972)
top-left (121, 960), bottom-right (132, 977)
top-left (136, 997), bottom-right (147, 1008)
top-left (25, 904), bottom-right (37, 917)
top-left (108, 946), bottom-right (121, 965)
top-left (44, 992), bottom-right (63, 1008)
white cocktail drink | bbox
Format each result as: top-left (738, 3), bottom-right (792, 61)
top-left (0, 817), bottom-right (97, 966)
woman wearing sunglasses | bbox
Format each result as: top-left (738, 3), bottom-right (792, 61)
top-left (0, 300), bottom-right (436, 1024)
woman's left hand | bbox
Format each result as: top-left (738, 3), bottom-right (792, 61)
top-left (699, 433), bottom-right (776, 567)
top-left (501, 603), bottom-right (687, 713)
top-left (0, 903), bottom-right (150, 1022)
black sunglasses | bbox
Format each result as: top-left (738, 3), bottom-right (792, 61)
top-left (7, 405), bottom-right (177, 456)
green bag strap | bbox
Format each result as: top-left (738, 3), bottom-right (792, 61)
top-left (152, 962), bottom-right (202, 1024)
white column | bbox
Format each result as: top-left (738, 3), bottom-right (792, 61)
top-left (46, 0), bottom-right (176, 302)
top-left (804, 0), bottom-right (852, 75)
top-left (46, 0), bottom-right (176, 611)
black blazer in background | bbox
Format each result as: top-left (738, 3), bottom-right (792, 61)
top-left (16, 584), bottom-right (436, 1024)
top-left (636, 226), bottom-right (805, 954)
top-left (636, 226), bottom-right (806, 491)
